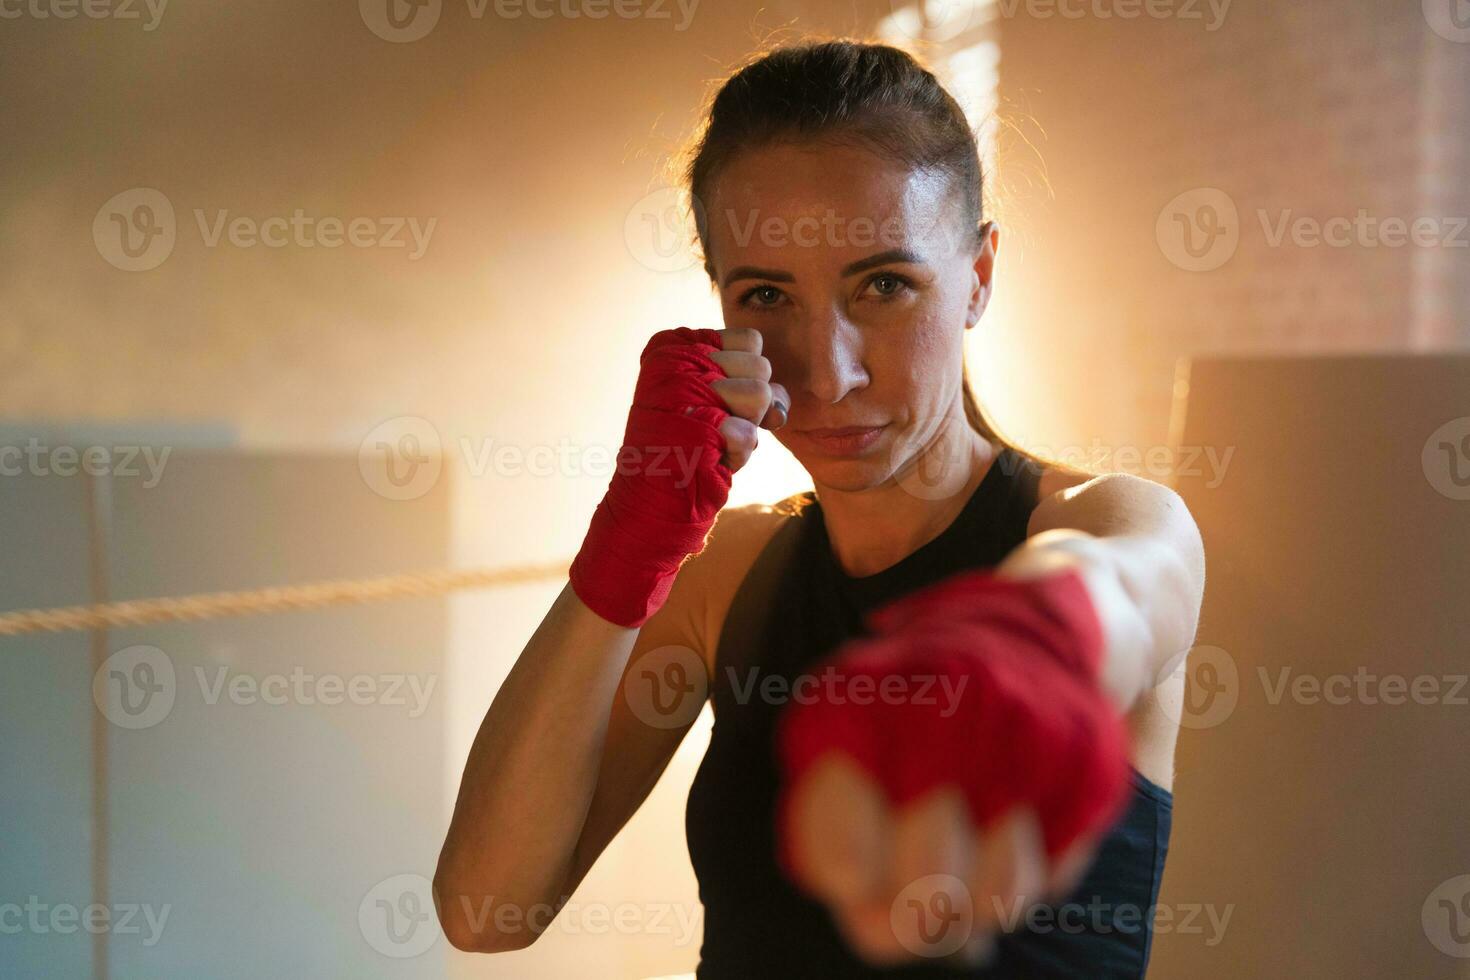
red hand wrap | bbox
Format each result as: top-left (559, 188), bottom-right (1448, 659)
top-left (774, 568), bottom-right (1131, 872)
top-left (568, 327), bottom-right (733, 628)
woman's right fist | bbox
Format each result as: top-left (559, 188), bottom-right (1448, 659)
top-left (570, 325), bottom-right (780, 628)
top-left (706, 326), bottom-right (791, 474)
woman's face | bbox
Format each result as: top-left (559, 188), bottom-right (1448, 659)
top-left (704, 140), bottom-right (996, 493)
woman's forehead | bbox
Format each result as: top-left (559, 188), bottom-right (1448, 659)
top-left (707, 142), bottom-right (949, 224)
top-left (703, 144), bottom-right (961, 275)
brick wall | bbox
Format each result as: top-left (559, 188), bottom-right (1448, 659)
top-left (964, 0), bottom-right (1467, 452)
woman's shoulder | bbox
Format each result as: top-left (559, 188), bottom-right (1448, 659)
top-left (999, 442), bottom-right (1096, 502)
top-left (704, 497), bottom-right (810, 658)
top-left (700, 499), bottom-right (801, 581)
top-left (656, 496), bottom-right (807, 678)
top-left (997, 443), bottom-right (1184, 791)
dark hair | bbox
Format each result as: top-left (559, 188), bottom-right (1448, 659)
top-left (680, 37), bottom-right (1005, 446)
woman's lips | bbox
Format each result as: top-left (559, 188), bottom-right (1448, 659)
top-left (798, 424), bottom-right (887, 456)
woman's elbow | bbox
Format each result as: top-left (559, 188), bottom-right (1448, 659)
top-left (432, 870), bottom-right (541, 954)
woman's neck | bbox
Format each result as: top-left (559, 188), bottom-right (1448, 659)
top-left (814, 419), bottom-right (998, 579)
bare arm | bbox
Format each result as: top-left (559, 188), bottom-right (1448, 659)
top-left (432, 581), bottom-right (643, 952)
top-left (997, 471), bottom-right (1207, 712)
top-left (433, 326), bottom-right (784, 953)
top-left (433, 549), bottom-right (723, 952)
top-left (431, 504), bottom-right (773, 953)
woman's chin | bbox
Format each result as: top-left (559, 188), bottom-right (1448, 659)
top-left (800, 453), bottom-right (896, 493)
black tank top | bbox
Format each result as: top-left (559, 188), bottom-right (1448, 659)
top-left (684, 446), bottom-right (1174, 978)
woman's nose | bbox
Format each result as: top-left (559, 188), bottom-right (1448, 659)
top-left (800, 312), bottom-right (869, 406)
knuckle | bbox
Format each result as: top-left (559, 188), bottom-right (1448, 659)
top-left (721, 415), bottom-right (758, 450)
top-left (714, 379), bottom-right (769, 421)
top-left (721, 326), bottom-right (762, 354)
top-left (710, 350), bottom-right (772, 383)
top-left (707, 376), bottom-right (739, 403)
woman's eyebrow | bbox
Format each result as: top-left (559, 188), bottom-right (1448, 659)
top-left (840, 248), bottom-right (925, 278)
top-left (722, 265), bottom-right (793, 287)
top-left (721, 248), bottom-right (926, 288)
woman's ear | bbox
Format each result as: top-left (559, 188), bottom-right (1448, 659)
top-left (965, 221), bottom-right (1001, 330)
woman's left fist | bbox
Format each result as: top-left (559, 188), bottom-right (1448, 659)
top-left (772, 569), bottom-right (1133, 966)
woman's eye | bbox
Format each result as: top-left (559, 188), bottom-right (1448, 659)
top-left (737, 274), bottom-right (912, 311)
top-left (867, 273), bottom-right (912, 299)
top-left (739, 285), bottom-right (785, 311)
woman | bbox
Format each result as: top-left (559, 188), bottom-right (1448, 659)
top-left (434, 39), bottom-right (1205, 978)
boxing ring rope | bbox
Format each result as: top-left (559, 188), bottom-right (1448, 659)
top-left (0, 562), bottom-right (570, 636)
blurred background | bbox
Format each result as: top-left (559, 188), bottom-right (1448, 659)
top-left (3, 0), bottom-right (1469, 977)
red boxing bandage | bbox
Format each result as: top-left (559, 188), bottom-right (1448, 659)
top-left (774, 568), bottom-right (1132, 872)
top-left (568, 327), bottom-right (733, 628)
